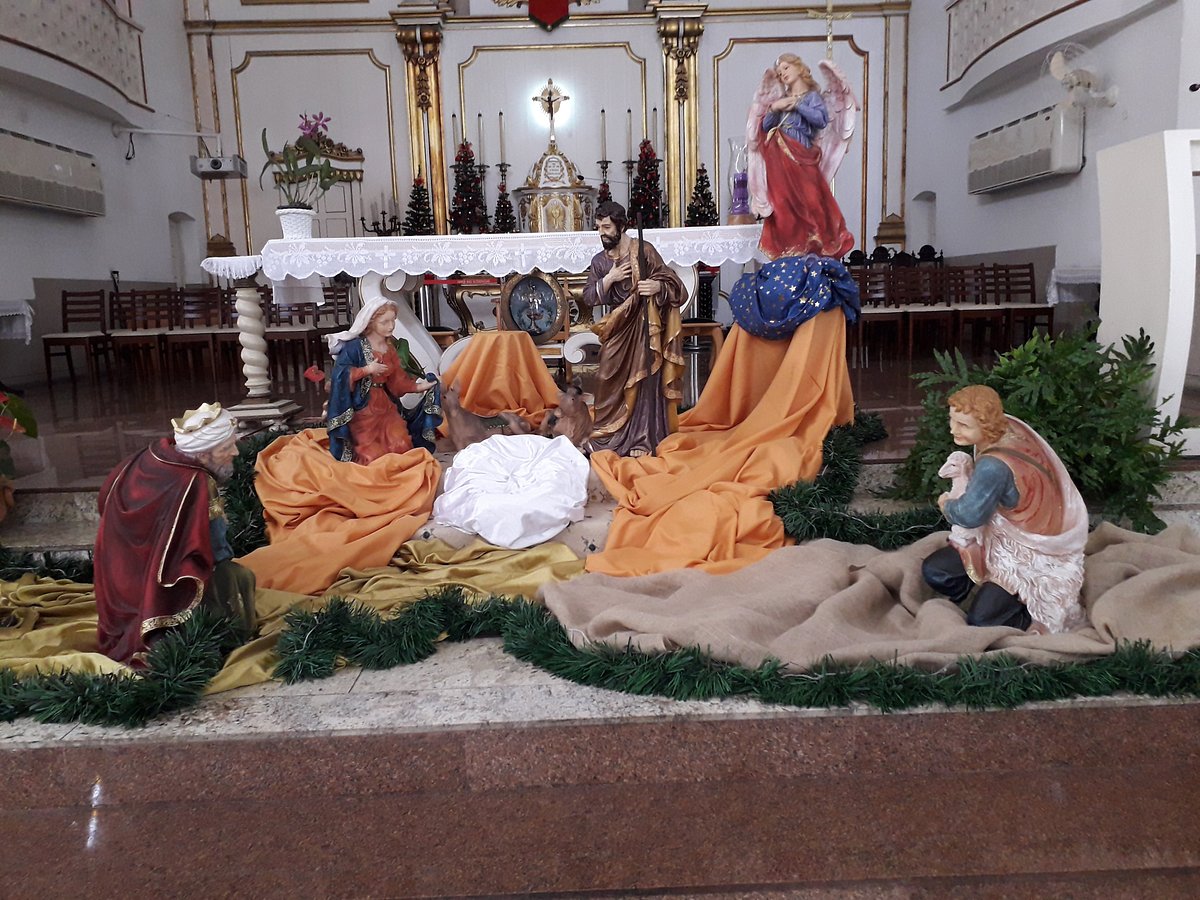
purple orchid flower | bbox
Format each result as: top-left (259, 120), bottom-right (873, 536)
top-left (299, 111), bottom-right (331, 138)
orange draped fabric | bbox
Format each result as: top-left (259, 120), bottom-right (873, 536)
top-left (441, 330), bottom-right (562, 427)
top-left (586, 310), bottom-right (854, 577)
top-left (239, 429), bottom-right (441, 594)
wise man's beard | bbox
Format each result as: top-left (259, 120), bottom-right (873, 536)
top-left (600, 231), bottom-right (623, 251)
top-left (195, 453), bottom-right (235, 484)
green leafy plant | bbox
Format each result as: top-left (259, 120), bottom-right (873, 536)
top-left (889, 329), bottom-right (1190, 533)
top-left (0, 390), bottom-right (37, 481)
top-left (259, 112), bottom-right (339, 209)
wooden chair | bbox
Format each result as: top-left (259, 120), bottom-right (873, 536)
top-left (42, 290), bottom-right (112, 385)
top-left (999, 263), bottom-right (1053, 345)
top-left (849, 267), bottom-right (903, 368)
top-left (165, 288), bottom-right (231, 382)
top-left (263, 285), bottom-right (320, 383)
top-left (953, 265), bottom-right (1007, 356)
top-left (891, 267), bottom-right (953, 359)
top-left (108, 289), bottom-right (177, 379)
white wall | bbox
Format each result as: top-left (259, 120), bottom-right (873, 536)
top-left (0, 2), bottom-right (204, 387)
top-left (906, 0), bottom-right (1184, 269)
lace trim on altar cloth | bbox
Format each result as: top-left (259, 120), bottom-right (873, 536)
top-left (200, 255), bottom-right (264, 280)
top-left (257, 225), bottom-right (766, 281)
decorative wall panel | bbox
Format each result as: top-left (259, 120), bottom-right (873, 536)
top-left (1, 0), bottom-right (147, 104)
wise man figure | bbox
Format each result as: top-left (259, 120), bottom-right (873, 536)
top-left (95, 403), bottom-right (256, 666)
top-left (922, 385), bottom-right (1089, 634)
top-left (581, 200), bottom-right (687, 457)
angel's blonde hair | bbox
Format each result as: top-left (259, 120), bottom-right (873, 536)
top-left (774, 53), bottom-right (819, 93)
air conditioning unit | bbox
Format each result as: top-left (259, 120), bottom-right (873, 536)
top-left (0, 128), bottom-right (105, 216)
top-left (189, 155), bottom-right (248, 180)
top-left (967, 105), bottom-right (1084, 194)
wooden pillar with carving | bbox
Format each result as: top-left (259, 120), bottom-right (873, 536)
top-left (397, 24), bottom-right (449, 234)
top-left (657, 12), bottom-right (703, 229)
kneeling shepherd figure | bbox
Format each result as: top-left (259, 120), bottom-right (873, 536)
top-left (95, 402), bottom-right (256, 666)
top-left (922, 385), bottom-right (1088, 634)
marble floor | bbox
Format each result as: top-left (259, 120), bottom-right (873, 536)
top-left (6, 344), bottom-right (931, 492)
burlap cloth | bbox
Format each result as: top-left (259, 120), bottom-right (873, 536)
top-left (542, 523), bottom-right (1200, 670)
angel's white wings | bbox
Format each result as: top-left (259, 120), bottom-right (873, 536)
top-left (813, 58), bottom-right (857, 184)
top-left (744, 60), bottom-right (858, 218)
top-left (745, 67), bottom-right (784, 218)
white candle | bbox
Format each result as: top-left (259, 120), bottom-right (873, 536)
top-left (499, 111), bottom-right (506, 164)
top-left (651, 107), bottom-right (658, 148)
top-left (626, 108), bottom-right (632, 160)
top-left (477, 113), bottom-right (485, 164)
top-left (371, 200), bottom-right (378, 221)
top-left (600, 108), bottom-right (607, 160)
top-left (451, 113), bottom-right (459, 149)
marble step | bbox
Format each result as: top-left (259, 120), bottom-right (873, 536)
top-left (6, 463), bottom-right (1200, 555)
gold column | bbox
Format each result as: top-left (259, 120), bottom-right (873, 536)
top-left (397, 25), bottom-right (449, 234)
top-left (657, 15), bottom-right (703, 228)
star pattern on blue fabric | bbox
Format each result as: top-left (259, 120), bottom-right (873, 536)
top-left (729, 254), bottom-right (861, 340)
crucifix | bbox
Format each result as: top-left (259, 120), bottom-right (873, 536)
top-left (533, 78), bottom-right (569, 144)
top-left (807, 0), bottom-right (853, 59)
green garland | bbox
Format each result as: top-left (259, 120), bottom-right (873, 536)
top-left (0, 609), bottom-right (242, 728)
top-left (270, 591), bottom-right (1200, 713)
top-left (770, 413), bottom-right (944, 549)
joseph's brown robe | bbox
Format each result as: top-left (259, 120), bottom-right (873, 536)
top-left (581, 239), bottom-right (686, 457)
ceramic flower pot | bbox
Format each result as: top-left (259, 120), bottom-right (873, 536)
top-left (275, 207), bottom-right (316, 240)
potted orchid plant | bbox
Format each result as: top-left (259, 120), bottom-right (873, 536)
top-left (0, 391), bottom-right (36, 525)
top-left (260, 112), bottom-right (340, 238)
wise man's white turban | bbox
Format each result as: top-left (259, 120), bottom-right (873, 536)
top-left (172, 402), bottom-right (237, 455)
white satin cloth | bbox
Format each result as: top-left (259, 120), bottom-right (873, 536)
top-left (433, 434), bottom-right (590, 549)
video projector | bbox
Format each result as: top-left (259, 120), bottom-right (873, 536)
top-left (190, 155), bottom-right (248, 180)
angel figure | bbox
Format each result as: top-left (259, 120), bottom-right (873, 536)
top-left (746, 53), bottom-right (857, 260)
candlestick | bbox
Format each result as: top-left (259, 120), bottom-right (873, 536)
top-left (626, 108), bottom-right (632, 161)
top-left (600, 108), bottom-right (607, 162)
top-left (477, 113), bottom-right (485, 165)
top-left (499, 110), bottom-right (506, 164)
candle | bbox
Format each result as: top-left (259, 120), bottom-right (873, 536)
top-left (600, 108), bottom-right (607, 160)
top-left (651, 107), bottom-right (658, 149)
top-left (477, 113), bottom-right (485, 164)
top-left (499, 111), bottom-right (506, 164)
top-left (451, 113), bottom-right (459, 149)
top-left (371, 200), bottom-right (378, 221)
top-left (626, 108), bottom-right (632, 160)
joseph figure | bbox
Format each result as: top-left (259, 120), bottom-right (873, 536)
top-left (581, 200), bottom-right (687, 457)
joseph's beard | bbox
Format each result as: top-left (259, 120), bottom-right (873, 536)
top-left (600, 232), bottom-right (622, 250)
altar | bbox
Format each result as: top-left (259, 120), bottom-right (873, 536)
top-left (251, 223), bottom-right (763, 282)
top-left (202, 224), bottom-right (764, 416)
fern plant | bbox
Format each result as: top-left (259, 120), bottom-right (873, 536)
top-left (888, 329), bottom-right (1190, 533)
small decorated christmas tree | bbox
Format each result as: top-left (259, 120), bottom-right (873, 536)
top-left (449, 142), bottom-right (490, 234)
top-left (402, 172), bottom-right (435, 236)
top-left (629, 139), bottom-right (662, 228)
top-left (597, 179), bottom-right (612, 205)
top-left (685, 164), bottom-right (719, 227)
top-left (493, 178), bottom-right (518, 234)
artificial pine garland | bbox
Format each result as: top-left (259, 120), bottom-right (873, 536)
top-left (0, 608), bottom-right (242, 728)
top-left (266, 589), bottom-right (1200, 713)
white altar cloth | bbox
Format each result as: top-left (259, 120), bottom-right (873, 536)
top-left (0, 300), bottom-right (34, 345)
top-left (256, 224), bottom-right (765, 281)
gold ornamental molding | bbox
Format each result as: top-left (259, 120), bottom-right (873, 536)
top-left (657, 13), bottom-right (704, 228)
top-left (397, 25), bottom-right (449, 234)
top-left (231, 48), bottom-right (398, 252)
